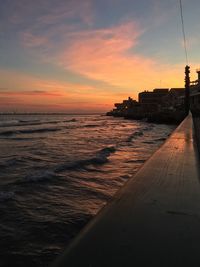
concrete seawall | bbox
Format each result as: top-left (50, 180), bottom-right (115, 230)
top-left (52, 114), bottom-right (200, 267)
top-left (193, 117), bottom-right (200, 154)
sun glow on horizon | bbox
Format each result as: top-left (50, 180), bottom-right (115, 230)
top-left (0, 0), bottom-right (200, 112)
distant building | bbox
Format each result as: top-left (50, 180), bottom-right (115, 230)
top-left (138, 88), bottom-right (169, 113)
top-left (190, 69), bottom-right (200, 86)
top-left (190, 69), bottom-right (200, 114)
top-left (190, 90), bottom-right (200, 112)
top-left (109, 97), bottom-right (139, 116)
top-left (162, 88), bottom-right (185, 109)
top-left (107, 74), bottom-right (200, 122)
top-left (139, 88), bottom-right (169, 104)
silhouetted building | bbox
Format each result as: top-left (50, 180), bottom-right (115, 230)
top-left (190, 70), bottom-right (200, 114)
top-left (191, 69), bottom-right (200, 86)
top-left (109, 97), bottom-right (139, 117)
top-left (162, 88), bottom-right (185, 109)
top-left (138, 88), bottom-right (169, 113)
top-left (139, 88), bottom-right (169, 103)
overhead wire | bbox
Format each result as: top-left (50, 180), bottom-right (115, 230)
top-left (179, 0), bottom-right (189, 65)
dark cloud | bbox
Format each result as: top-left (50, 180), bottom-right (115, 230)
top-left (0, 90), bottom-right (62, 96)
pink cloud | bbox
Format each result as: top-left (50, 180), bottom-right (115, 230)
top-left (56, 21), bottom-right (177, 91)
top-left (55, 21), bottom-right (195, 93)
top-left (21, 12), bottom-right (182, 94)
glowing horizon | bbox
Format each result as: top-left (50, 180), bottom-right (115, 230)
top-left (0, 0), bottom-right (200, 112)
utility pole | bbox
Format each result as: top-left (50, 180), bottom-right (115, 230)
top-left (185, 65), bottom-right (190, 116)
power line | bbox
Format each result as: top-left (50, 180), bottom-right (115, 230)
top-left (179, 0), bottom-right (188, 65)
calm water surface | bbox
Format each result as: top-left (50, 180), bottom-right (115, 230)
top-left (0, 114), bottom-right (175, 267)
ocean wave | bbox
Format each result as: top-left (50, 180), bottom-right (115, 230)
top-left (1, 121), bottom-right (44, 128)
top-left (4, 137), bottom-right (43, 141)
top-left (0, 155), bottom-right (46, 169)
top-left (77, 186), bottom-right (111, 201)
top-left (142, 125), bottom-right (154, 131)
top-left (119, 174), bottom-right (132, 180)
top-left (0, 119), bottom-right (43, 128)
top-left (126, 159), bottom-right (146, 163)
top-left (0, 191), bottom-right (15, 202)
top-left (142, 140), bottom-right (155, 144)
top-left (24, 171), bottom-right (55, 182)
top-left (19, 119), bottom-right (41, 123)
top-left (55, 146), bottom-right (116, 172)
top-left (154, 137), bottom-right (166, 142)
top-left (0, 120), bottom-right (20, 127)
top-left (127, 131), bottom-right (143, 142)
top-left (0, 127), bottom-right (61, 136)
top-left (63, 119), bottom-right (77, 123)
top-left (0, 158), bottom-right (23, 169)
top-left (82, 124), bottom-right (99, 128)
top-left (22, 127), bottom-right (61, 134)
top-left (142, 137), bottom-right (166, 144)
top-left (19, 119), bottom-right (40, 123)
top-left (33, 118), bottom-right (77, 125)
top-left (63, 123), bottom-right (99, 130)
top-left (0, 118), bottom-right (77, 128)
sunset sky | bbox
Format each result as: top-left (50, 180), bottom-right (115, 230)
top-left (0, 0), bottom-right (200, 113)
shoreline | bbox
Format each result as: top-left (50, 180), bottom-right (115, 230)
top-left (107, 110), bottom-right (186, 125)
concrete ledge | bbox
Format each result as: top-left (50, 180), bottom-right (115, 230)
top-left (52, 114), bottom-right (200, 267)
top-left (193, 116), bottom-right (200, 154)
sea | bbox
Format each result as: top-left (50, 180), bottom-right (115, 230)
top-left (0, 114), bottom-right (175, 267)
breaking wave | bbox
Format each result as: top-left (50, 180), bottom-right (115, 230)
top-left (55, 146), bottom-right (116, 172)
top-left (22, 147), bottom-right (116, 183)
